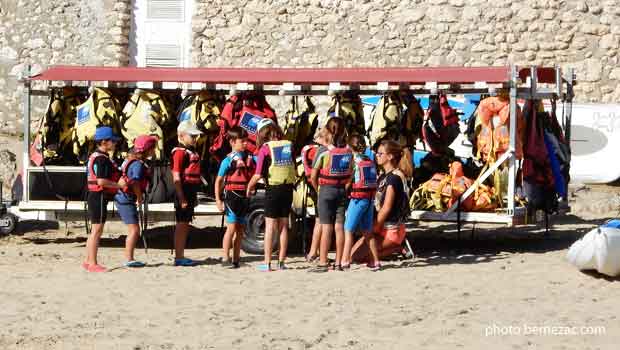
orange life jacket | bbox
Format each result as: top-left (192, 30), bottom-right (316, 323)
top-left (119, 158), bottom-right (150, 195)
top-left (301, 143), bottom-right (319, 178)
top-left (318, 145), bottom-right (353, 186)
top-left (350, 155), bottom-right (377, 199)
top-left (224, 152), bottom-right (255, 192)
top-left (171, 147), bottom-right (201, 185)
top-left (476, 96), bottom-right (524, 162)
top-left (86, 151), bottom-right (121, 196)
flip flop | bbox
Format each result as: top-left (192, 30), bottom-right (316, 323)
top-left (308, 264), bottom-right (329, 273)
top-left (257, 263), bottom-right (271, 272)
top-left (174, 258), bottom-right (197, 267)
top-left (277, 261), bottom-right (287, 270)
top-left (124, 260), bottom-right (146, 268)
top-left (81, 262), bottom-right (89, 270)
top-left (87, 264), bottom-right (107, 273)
top-left (305, 254), bottom-right (318, 263)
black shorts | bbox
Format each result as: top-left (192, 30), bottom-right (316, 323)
top-left (87, 191), bottom-right (109, 224)
top-left (225, 191), bottom-right (250, 217)
top-left (174, 189), bottom-right (197, 223)
top-left (318, 185), bottom-right (347, 225)
top-left (264, 184), bottom-right (293, 219)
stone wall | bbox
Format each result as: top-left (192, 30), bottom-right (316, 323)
top-left (192, 0), bottom-right (620, 104)
top-left (0, 0), bottom-right (131, 136)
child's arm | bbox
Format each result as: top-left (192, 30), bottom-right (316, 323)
top-left (132, 183), bottom-right (143, 204)
top-left (96, 178), bottom-right (126, 189)
top-left (214, 176), bottom-right (225, 212)
top-left (374, 185), bottom-right (395, 232)
top-left (310, 168), bottom-right (319, 192)
top-left (172, 171), bottom-right (187, 208)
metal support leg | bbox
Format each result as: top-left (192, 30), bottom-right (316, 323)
top-left (22, 65), bottom-right (32, 202)
top-left (506, 65), bottom-right (519, 216)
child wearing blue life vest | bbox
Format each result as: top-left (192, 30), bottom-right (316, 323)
top-left (310, 116), bottom-right (353, 272)
top-left (342, 134), bottom-right (377, 269)
top-left (247, 121), bottom-right (296, 271)
top-left (215, 127), bottom-right (255, 269)
top-left (114, 135), bottom-right (157, 268)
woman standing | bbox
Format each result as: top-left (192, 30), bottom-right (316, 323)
top-left (351, 140), bottom-right (413, 270)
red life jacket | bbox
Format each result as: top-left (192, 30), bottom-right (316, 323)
top-left (171, 147), bottom-right (202, 185)
top-left (318, 145), bottom-right (353, 186)
top-left (209, 94), bottom-right (277, 158)
top-left (120, 158), bottom-right (151, 195)
top-left (87, 151), bottom-right (121, 196)
top-left (300, 143), bottom-right (319, 178)
top-left (224, 152), bottom-right (255, 192)
top-left (350, 155), bottom-right (377, 199)
top-left (439, 94), bottom-right (459, 127)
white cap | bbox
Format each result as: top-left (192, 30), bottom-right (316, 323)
top-left (257, 118), bottom-right (274, 133)
top-left (177, 120), bottom-right (203, 135)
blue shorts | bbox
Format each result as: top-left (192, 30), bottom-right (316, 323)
top-left (115, 201), bottom-right (139, 225)
top-left (344, 198), bottom-right (374, 234)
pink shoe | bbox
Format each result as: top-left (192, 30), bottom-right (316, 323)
top-left (81, 262), bottom-right (89, 270)
top-left (87, 264), bottom-right (107, 273)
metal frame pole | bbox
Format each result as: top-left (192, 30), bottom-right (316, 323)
top-left (506, 65), bottom-right (519, 215)
top-left (564, 68), bottom-right (574, 146)
top-left (22, 65), bottom-right (32, 202)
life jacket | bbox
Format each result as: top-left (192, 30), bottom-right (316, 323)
top-left (119, 158), bottom-right (151, 195)
top-left (318, 145), bottom-right (353, 186)
top-left (475, 95), bottom-right (524, 163)
top-left (171, 146), bottom-right (202, 185)
top-left (177, 90), bottom-right (224, 159)
top-left (40, 87), bottom-right (85, 164)
top-left (367, 91), bottom-right (403, 149)
top-left (350, 155), bottom-right (378, 199)
top-left (266, 140), bottom-right (297, 186)
top-left (224, 152), bottom-right (255, 192)
top-left (74, 87), bottom-right (123, 162)
top-left (284, 96), bottom-right (319, 157)
top-left (121, 90), bottom-right (170, 160)
top-left (210, 93), bottom-right (277, 159)
top-left (376, 169), bottom-right (411, 223)
top-left (401, 95), bottom-right (424, 149)
top-left (422, 93), bottom-right (460, 155)
top-left (327, 92), bottom-right (365, 136)
top-left (86, 151), bottom-right (121, 195)
top-left (300, 143), bottom-right (320, 179)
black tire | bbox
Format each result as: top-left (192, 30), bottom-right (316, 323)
top-left (0, 213), bottom-right (17, 235)
top-left (241, 192), bottom-right (280, 255)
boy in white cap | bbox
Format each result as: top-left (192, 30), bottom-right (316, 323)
top-left (170, 121), bottom-right (203, 266)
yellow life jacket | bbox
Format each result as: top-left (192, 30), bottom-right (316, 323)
top-left (177, 90), bottom-right (224, 158)
top-left (367, 91), bottom-right (403, 149)
top-left (40, 87), bottom-right (85, 163)
top-left (266, 140), bottom-right (297, 186)
top-left (120, 89), bottom-right (171, 159)
top-left (327, 92), bottom-right (365, 136)
top-left (73, 87), bottom-right (122, 161)
top-left (284, 96), bottom-right (318, 156)
top-left (402, 96), bottom-right (424, 148)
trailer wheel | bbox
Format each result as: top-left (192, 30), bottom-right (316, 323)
top-left (0, 213), bottom-right (17, 235)
top-left (241, 193), bottom-right (279, 255)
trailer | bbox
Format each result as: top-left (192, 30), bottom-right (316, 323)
top-left (9, 65), bottom-right (575, 246)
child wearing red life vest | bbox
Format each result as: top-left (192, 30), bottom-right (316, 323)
top-left (114, 135), bottom-right (157, 268)
top-left (83, 126), bottom-right (126, 273)
top-left (247, 121), bottom-right (296, 271)
top-left (342, 134), bottom-right (377, 269)
top-left (215, 127), bottom-right (255, 269)
top-left (310, 116), bottom-right (353, 272)
top-left (170, 121), bottom-right (203, 267)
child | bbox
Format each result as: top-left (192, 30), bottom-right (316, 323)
top-left (300, 128), bottom-right (326, 262)
top-left (342, 134), bottom-right (377, 269)
top-left (170, 120), bottom-right (203, 266)
top-left (310, 116), bottom-right (353, 272)
top-left (215, 127), bottom-right (254, 269)
top-left (114, 135), bottom-right (157, 268)
top-left (83, 126), bottom-right (126, 272)
top-left (247, 122), bottom-right (296, 271)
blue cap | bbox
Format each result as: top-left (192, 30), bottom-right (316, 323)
top-left (94, 126), bottom-right (121, 142)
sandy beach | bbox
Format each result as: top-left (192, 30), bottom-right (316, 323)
top-left (1, 186), bottom-right (619, 350)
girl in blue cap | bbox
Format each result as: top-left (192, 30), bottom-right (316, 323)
top-left (83, 126), bottom-right (126, 272)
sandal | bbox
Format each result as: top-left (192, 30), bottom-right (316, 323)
top-left (367, 262), bottom-right (382, 272)
top-left (257, 263), bottom-right (271, 272)
top-left (81, 262), bottom-right (89, 271)
top-left (341, 263), bottom-right (351, 270)
top-left (305, 254), bottom-right (318, 263)
top-left (174, 258), bottom-right (197, 267)
top-left (232, 261), bottom-right (240, 269)
top-left (124, 260), bottom-right (146, 268)
top-left (278, 261), bottom-right (287, 270)
top-left (308, 264), bottom-right (329, 273)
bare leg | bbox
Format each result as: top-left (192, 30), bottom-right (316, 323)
top-left (334, 221), bottom-right (345, 266)
top-left (264, 218), bottom-right (275, 266)
top-left (86, 223), bottom-right (104, 265)
top-left (342, 231), bottom-right (355, 266)
top-left (222, 223), bottom-right (235, 262)
top-left (174, 222), bottom-right (190, 259)
top-left (308, 218), bottom-right (322, 258)
top-left (124, 223), bottom-right (140, 262)
top-left (319, 224), bottom-right (334, 265)
top-left (351, 235), bottom-right (370, 263)
top-left (277, 217), bottom-right (289, 263)
top-left (233, 224), bottom-right (244, 263)
top-left (367, 232), bottom-right (381, 266)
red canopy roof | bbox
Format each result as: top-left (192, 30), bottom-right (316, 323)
top-left (30, 65), bottom-right (521, 85)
